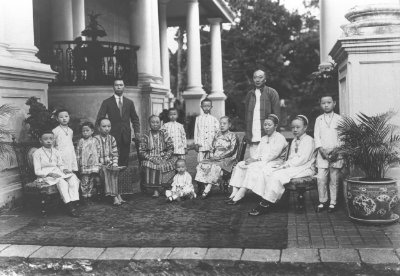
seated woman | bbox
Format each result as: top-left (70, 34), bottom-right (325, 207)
top-left (227, 114), bottom-right (288, 205)
top-left (248, 115), bottom-right (316, 216)
top-left (195, 116), bottom-right (238, 199)
top-left (139, 115), bottom-right (177, 197)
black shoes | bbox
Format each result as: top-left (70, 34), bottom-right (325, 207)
top-left (248, 202), bottom-right (271, 216)
top-left (67, 203), bottom-right (80, 217)
top-left (315, 202), bottom-right (328, 213)
top-left (227, 198), bottom-right (243, 205)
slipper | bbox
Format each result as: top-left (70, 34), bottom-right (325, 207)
top-left (113, 202), bottom-right (121, 206)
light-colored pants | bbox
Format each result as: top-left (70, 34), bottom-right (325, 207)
top-left (317, 167), bottom-right (341, 205)
top-left (249, 142), bottom-right (260, 159)
top-left (56, 174), bottom-right (80, 204)
top-left (197, 151), bottom-right (210, 162)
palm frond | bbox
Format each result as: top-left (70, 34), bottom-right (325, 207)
top-left (335, 111), bottom-right (400, 180)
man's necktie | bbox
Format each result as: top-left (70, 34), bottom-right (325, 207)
top-left (118, 97), bottom-right (123, 116)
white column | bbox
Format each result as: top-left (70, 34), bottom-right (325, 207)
top-left (4, 0), bottom-right (39, 62)
top-left (160, 0), bottom-right (174, 107)
top-left (130, 0), bottom-right (154, 84)
top-left (151, 0), bottom-right (162, 83)
top-left (207, 18), bottom-right (226, 119)
top-left (51, 0), bottom-right (74, 41)
top-left (0, 0), bottom-right (10, 56)
top-left (183, 0), bottom-right (206, 115)
top-left (72, 0), bottom-right (86, 39)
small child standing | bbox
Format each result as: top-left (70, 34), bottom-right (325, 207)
top-left (53, 109), bottom-right (78, 172)
top-left (76, 122), bottom-right (101, 202)
top-left (194, 98), bottom-right (219, 162)
top-left (314, 95), bottom-right (343, 213)
top-left (165, 159), bottom-right (196, 202)
top-left (94, 118), bottom-right (124, 206)
top-left (33, 130), bottom-right (80, 217)
top-left (161, 108), bottom-right (187, 159)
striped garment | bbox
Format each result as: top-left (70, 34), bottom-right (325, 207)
top-left (94, 134), bottom-right (119, 167)
top-left (194, 114), bottom-right (220, 152)
top-left (138, 129), bottom-right (177, 173)
top-left (161, 121), bottom-right (187, 155)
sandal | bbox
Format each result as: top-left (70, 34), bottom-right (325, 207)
top-left (248, 204), bottom-right (269, 216)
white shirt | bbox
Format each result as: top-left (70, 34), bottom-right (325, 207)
top-left (114, 94), bottom-right (123, 105)
top-left (194, 113), bottom-right (220, 151)
top-left (251, 89), bottom-right (262, 142)
top-left (314, 113), bottom-right (343, 168)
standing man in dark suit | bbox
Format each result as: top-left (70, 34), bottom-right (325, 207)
top-left (244, 70), bottom-right (280, 158)
top-left (97, 79), bottom-right (140, 166)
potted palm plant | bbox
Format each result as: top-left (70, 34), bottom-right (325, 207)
top-left (334, 111), bottom-right (400, 224)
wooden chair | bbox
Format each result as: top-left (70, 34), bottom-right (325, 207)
top-left (12, 139), bottom-right (62, 216)
top-left (284, 138), bottom-right (317, 212)
top-left (220, 136), bottom-right (247, 193)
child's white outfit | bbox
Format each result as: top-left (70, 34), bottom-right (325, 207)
top-left (165, 171), bottom-right (196, 200)
top-left (314, 113), bottom-right (343, 206)
top-left (33, 147), bottom-right (80, 204)
top-left (194, 113), bottom-right (219, 162)
top-left (53, 126), bottom-right (78, 171)
top-left (161, 121), bottom-right (187, 159)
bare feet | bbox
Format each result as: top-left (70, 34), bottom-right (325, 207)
top-left (113, 196), bottom-right (121, 206)
top-left (117, 194), bottom-right (126, 203)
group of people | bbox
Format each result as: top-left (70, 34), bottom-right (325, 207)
top-left (32, 70), bottom-right (343, 218)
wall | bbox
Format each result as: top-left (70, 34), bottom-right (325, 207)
top-left (85, 0), bottom-right (130, 44)
top-left (48, 85), bottom-right (143, 133)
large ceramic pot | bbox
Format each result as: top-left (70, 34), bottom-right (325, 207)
top-left (344, 177), bottom-right (399, 224)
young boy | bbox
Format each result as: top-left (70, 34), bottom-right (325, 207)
top-left (165, 159), bottom-right (196, 202)
top-left (161, 108), bottom-right (187, 159)
top-left (94, 118), bottom-right (123, 206)
top-left (194, 98), bottom-right (220, 162)
top-left (314, 95), bottom-right (343, 213)
top-left (32, 130), bottom-right (80, 217)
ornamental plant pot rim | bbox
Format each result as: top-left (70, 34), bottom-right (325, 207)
top-left (346, 176), bottom-right (396, 184)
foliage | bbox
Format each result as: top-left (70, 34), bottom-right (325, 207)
top-left (222, 0), bottom-right (320, 128)
top-left (0, 104), bottom-right (18, 170)
top-left (24, 97), bottom-right (57, 140)
top-left (334, 111), bottom-right (400, 180)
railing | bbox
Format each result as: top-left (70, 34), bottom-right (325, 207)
top-left (51, 41), bottom-right (139, 86)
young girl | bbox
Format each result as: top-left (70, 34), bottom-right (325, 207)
top-left (33, 130), bottom-right (80, 217)
top-left (76, 121), bottom-right (101, 202)
top-left (195, 116), bottom-right (238, 199)
top-left (165, 159), bottom-right (196, 202)
top-left (94, 118), bottom-right (124, 206)
top-left (161, 108), bottom-right (187, 159)
top-left (314, 95), bottom-right (343, 213)
top-left (248, 115), bottom-right (316, 216)
top-left (53, 109), bottom-right (78, 172)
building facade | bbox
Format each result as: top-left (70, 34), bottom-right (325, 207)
top-left (0, 0), bottom-right (234, 208)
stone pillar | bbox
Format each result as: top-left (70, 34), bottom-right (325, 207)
top-left (207, 18), bottom-right (226, 119)
top-left (182, 0), bottom-right (206, 115)
top-left (4, 0), bottom-right (39, 62)
top-left (330, 4), bottom-right (400, 122)
top-left (72, 0), bottom-right (86, 39)
top-left (159, 0), bottom-right (174, 108)
top-left (151, 0), bottom-right (162, 83)
top-left (50, 0), bottom-right (74, 41)
top-left (0, 1), bottom-right (10, 56)
top-left (319, 0), bottom-right (399, 68)
top-left (130, 0), bottom-right (155, 84)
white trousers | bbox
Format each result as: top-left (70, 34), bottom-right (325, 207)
top-left (317, 167), bottom-right (341, 205)
top-left (56, 174), bottom-right (80, 203)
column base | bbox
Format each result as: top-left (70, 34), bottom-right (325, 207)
top-left (207, 91), bottom-right (226, 119)
top-left (182, 86), bottom-right (206, 115)
top-left (0, 42), bottom-right (11, 57)
top-left (7, 44), bottom-right (40, 63)
top-left (318, 62), bottom-right (333, 71)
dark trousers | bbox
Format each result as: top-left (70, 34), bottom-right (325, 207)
top-left (117, 141), bottom-right (130, 166)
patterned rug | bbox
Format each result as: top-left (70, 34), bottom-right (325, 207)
top-left (0, 192), bottom-right (288, 249)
